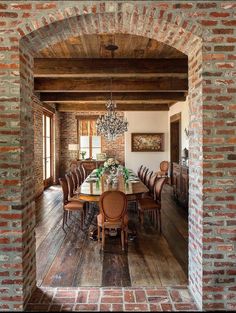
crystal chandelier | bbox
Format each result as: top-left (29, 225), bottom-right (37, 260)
top-left (96, 79), bottom-right (128, 141)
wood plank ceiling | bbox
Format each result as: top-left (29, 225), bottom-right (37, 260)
top-left (33, 34), bottom-right (188, 112)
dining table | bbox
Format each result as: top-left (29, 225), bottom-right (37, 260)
top-left (77, 168), bottom-right (149, 240)
top-left (78, 168), bottom-right (149, 202)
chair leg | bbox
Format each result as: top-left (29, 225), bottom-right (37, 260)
top-left (102, 227), bottom-right (105, 250)
top-left (140, 211), bottom-right (144, 226)
top-left (97, 225), bottom-right (100, 243)
top-left (125, 229), bottom-right (128, 244)
top-left (65, 211), bottom-right (69, 226)
top-left (158, 209), bottom-right (162, 233)
top-left (121, 230), bottom-right (124, 251)
top-left (80, 210), bottom-right (84, 229)
top-left (62, 211), bottom-right (67, 230)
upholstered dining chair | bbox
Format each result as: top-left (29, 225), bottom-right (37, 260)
top-left (142, 173), bottom-right (158, 199)
top-left (138, 177), bottom-right (166, 233)
top-left (79, 164), bottom-right (87, 182)
top-left (71, 171), bottom-right (79, 193)
top-left (97, 191), bottom-right (128, 251)
top-left (156, 161), bottom-right (169, 177)
top-left (75, 167), bottom-right (82, 187)
top-left (59, 177), bottom-right (86, 231)
top-left (65, 173), bottom-right (77, 199)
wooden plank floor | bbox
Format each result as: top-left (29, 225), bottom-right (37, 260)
top-left (35, 184), bottom-right (188, 287)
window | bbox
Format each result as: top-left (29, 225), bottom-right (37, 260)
top-left (77, 117), bottom-right (101, 159)
top-left (43, 111), bottom-right (53, 186)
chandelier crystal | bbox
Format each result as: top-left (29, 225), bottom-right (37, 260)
top-left (96, 99), bottom-right (128, 141)
top-left (96, 44), bottom-right (128, 141)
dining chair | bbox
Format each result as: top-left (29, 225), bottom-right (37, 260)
top-left (139, 166), bottom-right (146, 180)
top-left (97, 190), bottom-right (128, 251)
top-left (71, 171), bottom-right (79, 192)
top-left (79, 164), bottom-right (87, 182)
top-left (75, 167), bottom-right (82, 186)
top-left (65, 173), bottom-right (77, 199)
top-left (138, 177), bottom-right (166, 233)
top-left (137, 165), bottom-right (143, 179)
top-left (59, 177), bottom-right (86, 231)
top-left (142, 173), bottom-right (158, 199)
top-left (144, 170), bottom-right (153, 187)
top-left (156, 161), bottom-right (169, 177)
top-left (141, 167), bottom-right (149, 183)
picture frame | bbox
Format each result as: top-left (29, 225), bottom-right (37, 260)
top-left (131, 133), bottom-right (164, 152)
top-left (96, 152), bottom-right (107, 161)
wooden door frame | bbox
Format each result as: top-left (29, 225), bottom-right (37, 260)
top-left (170, 112), bottom-right (181, 183)
top-left (43, 109), bottom-right (54, 188)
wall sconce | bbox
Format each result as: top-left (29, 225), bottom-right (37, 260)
top-left (68, 144), bottom-right (80, 159)
top-left (184, 128), bottom-right (190, 137)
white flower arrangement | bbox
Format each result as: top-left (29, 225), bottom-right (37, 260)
top-left (103, 158), bottom-right (119, 170)
top-left (103, 158), bottom-right (120, 172)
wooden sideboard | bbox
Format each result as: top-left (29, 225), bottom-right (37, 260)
top-left (172, 162), bottom-right (189, 209)
top-left (78, 160), bottom-right (105, 176)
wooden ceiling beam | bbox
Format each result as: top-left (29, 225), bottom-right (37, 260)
top-left (40, 92), bottom-right (186, 103)
top-left (35, 77), bottom-right (188, 92)
top-left (56, 102), bottom-right (170, 112)
top-left (34, 58), bottom-right (188, 77)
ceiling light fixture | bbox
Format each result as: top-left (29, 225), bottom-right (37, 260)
top-left (96, 44), bottom-right (128, 141)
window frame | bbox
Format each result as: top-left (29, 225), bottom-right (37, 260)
top-left (43, 109), bottom-right (54, 188)
top-left (77, 116), bottom-right (102, 159)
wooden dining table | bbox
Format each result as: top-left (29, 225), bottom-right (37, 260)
top-left (78, 169), bottom-right (149, 202)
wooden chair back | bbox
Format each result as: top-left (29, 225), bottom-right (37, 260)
top-left (154, 177), bottom-right (166, 202)
top-left (65, 173), bottom-right (74, 198)
top-left (79, 164), bottom-right (86, 182)
top-left (144, 170), bottom-right (153, 187)
top-left (71, 171), bottom-right (78, 191)
top-left (159, 161), bottom-right (169, 175)
top-left (141, 167), bottom-right (149, 183)
top-left (147, 173), bottom-right (158, 195)
top-left (99, 191), bottom-right (127, 224)
top-left (75, 168), bottom-right (82, 186)
top-left (59, 177), bottom-right (69, 205)
top-left (137, 165), bottom-right (143, 178)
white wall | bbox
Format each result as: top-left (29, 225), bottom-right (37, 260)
top-left (169, 99), bottom-right (189, 153)
top-left (124, 111), bottom-right (169, 173)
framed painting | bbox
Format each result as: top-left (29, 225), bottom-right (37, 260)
top-left (131, 133), bottom-right (164, 152)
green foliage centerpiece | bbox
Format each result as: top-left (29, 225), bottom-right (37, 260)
top-left (95, 158), bottom-right (129, 183)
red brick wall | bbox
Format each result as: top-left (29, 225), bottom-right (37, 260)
top-left (33, 95), bottom-right (44, 198)
top-left (0, 1), bottom-right (235, 311)
top-left (59, 112), bottom-right (124, 177)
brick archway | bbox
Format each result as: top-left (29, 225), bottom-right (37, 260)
top-left (1, 1), bottom-right (235, 311)
top-left (20, 9), bottom-right (203, 309)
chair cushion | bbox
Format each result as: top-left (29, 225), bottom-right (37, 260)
top-left (64, 201), bottom-right (84, 211)
top-left (97, 213), bottom-right (129, 227)
top-left (138, 198), bottom-right (160, 210)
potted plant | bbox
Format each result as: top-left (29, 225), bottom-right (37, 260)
top-left (80, 151), bottom-right (86, 160)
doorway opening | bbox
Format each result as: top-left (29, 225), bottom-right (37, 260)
top-left (17, 6), bottom-right (204, 308)
top-left (170, 113), bottom-right (181, 184)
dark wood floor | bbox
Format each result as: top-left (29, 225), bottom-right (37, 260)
top-left (35, 184), bottom-right (188, 287)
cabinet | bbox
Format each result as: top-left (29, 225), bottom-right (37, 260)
top-left (172, 162), bottom-right (189, 209)
top-left (78, 160), bottom-right (105, 177)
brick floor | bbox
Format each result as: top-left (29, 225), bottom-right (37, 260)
top-left (25, 286), bottom-right (199, 311)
